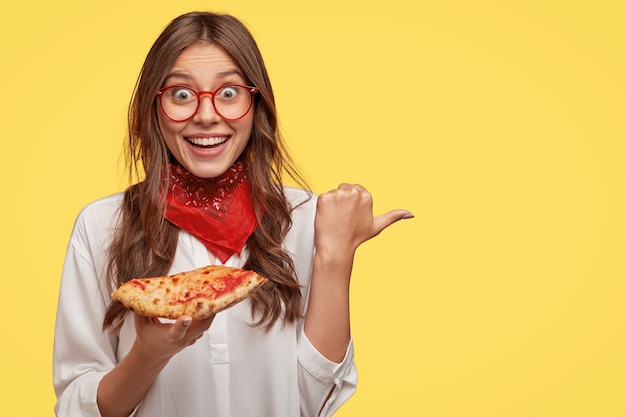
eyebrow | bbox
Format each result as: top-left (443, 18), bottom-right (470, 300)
top-left (163, 69), bottom-right (246, 84)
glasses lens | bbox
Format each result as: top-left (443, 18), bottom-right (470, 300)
top-left (213, 85), bottom-right (253, 120)
top-left (160, 87), bottom-right (198, 121)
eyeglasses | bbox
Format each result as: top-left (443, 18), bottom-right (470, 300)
top-left (156, 84), bottom-right (258, 122)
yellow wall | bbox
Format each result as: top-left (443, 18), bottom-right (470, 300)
top-left (1, 1), bottom-right (625, 416)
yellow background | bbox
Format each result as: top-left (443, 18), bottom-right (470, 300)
top-left (1, 0), bottom-right (625, 416)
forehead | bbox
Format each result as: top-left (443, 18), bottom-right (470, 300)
top-left (167, 42), bottom-right (243, 80)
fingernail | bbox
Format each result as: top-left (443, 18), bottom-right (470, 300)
top-left (182, 318), bottom-right (192, 327)
top-left (402, 213), bottom-right (415, 219)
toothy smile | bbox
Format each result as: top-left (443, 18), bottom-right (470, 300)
top-left (187, 136), bottom-right (228, 147)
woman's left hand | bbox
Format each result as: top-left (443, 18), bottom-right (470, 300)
top-left (314, 183), bottom-right (413, 257)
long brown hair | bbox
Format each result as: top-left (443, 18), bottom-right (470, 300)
top-left (103, 12), bottom-right (309, 331)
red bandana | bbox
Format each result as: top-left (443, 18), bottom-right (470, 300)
top-left (164, 161), bottom-right (259, 263)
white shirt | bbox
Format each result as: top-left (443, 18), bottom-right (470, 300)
top-left (53, 187), bottom-right (357, 417)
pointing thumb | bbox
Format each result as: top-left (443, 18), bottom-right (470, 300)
top-left (372, 209), bottom-right (414, 236)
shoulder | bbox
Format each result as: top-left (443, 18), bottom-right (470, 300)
top-left (78, 192), bottom-right (124, 217)
top-left (74, 193), bottom-right (124, 229)
top-left (284, 186), bottom-right (318, 233)
top-left (283, 187), bottom-right (317, 269)
top-left (284, 186), bottom-right (317, 217)
top-left (69, 193), bottom-right (124, 253)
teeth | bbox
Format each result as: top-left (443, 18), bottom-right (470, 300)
top-left (188, 136), bottom-right (228, 146)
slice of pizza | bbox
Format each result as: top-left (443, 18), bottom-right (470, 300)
top-left (112, 265), bottom-right (267, 319)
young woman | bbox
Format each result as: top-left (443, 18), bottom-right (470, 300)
top-left (53, 11), bottom-right (412, 417)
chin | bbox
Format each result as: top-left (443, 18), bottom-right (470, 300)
top-left (188, 164), bottom-right (230, 179)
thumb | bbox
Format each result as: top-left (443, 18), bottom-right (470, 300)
top-left (372, 209), bottom-right (414, 236)
top-left (170, 316), bottom-right (193, 341)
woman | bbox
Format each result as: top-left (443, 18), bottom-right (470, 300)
top-left (53, 11), bottom-right (412, 417)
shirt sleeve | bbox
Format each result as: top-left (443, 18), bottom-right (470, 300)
top-left (297, 329), bottom-right (358, 417)
top-left (53, 211), bottom-right (118, 417)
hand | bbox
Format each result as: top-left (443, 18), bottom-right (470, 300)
top-left (133, 313), bottom-right (215, 362)
top-left (314, 183), bottom-right (413, 257)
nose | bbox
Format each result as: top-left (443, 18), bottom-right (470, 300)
top-left (192, 94), bottom-right (221, 124)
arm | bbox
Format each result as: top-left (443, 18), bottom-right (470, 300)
top-left (53, 203), bottom-right (213, 417)
top-left (96, 314), bottom-right (213, 417)
top-left (53, 238), bottom-right (119, 417)
top-left (303, 183), bottom-right (412, 362)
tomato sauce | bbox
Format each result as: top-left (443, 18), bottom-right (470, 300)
top-left (128, 279), bottom-right (146, 291)
top-left (169, 273), bottom-right (249, 305)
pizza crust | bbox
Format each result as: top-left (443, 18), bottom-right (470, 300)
top-left (112, 265), bottom-right (267, 319)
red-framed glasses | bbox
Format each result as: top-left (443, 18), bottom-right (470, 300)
top-left (156, 84), bottom-right (258, 122)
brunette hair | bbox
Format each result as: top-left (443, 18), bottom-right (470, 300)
top-left (103, 11), bottom-right (309, 331)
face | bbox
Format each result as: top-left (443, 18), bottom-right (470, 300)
top-left (157, 42), bottom-right (254, 179)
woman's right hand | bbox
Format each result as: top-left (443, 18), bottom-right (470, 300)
top-left (133, 313), bottom-right (215, 361)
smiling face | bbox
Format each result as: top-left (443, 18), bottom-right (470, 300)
top-left (157, 42), bottom-right (254, 179)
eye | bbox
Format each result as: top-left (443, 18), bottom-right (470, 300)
top-left (216, 86), bottom-right (240, 101)
top-left (170, 87), bottom-right (195, 102)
